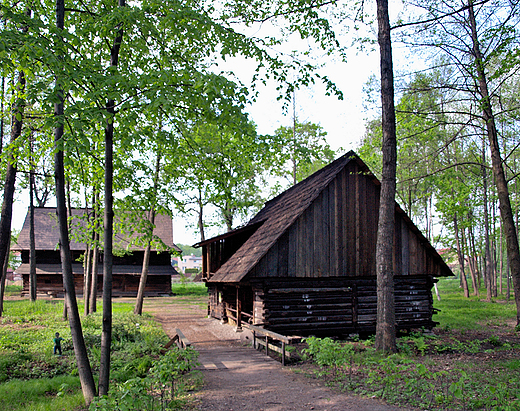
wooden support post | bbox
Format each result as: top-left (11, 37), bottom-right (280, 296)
top-left (236, 286), bottom-right (242, 332)
top-left (282, 341), bottom-right (286, 366)
top-left (221, 299), bottom-right (228, 324)
top-left (265, 336), bottom-right (269, 356)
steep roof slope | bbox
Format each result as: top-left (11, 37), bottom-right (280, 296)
top-left (208, 151), bottom-right (363, 283)
top-left (207, 150), bottom-right (452, 283)
top-left (13, 207), bottom-right (179, 252)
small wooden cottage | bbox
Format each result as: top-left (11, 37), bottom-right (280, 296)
top-left (197, 151), bottom-right (452, 337)
top-left (13, 207), bottom-right (179, 298)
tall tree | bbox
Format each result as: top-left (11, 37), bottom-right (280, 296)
top-left (53, 0), bottom-right (97, 403)
top-left (0, 24), bottom-right (26, 316)
top-left (466, 0), bottom-right (520, 323)
top-left (374, 0), bottom-right (398, 353)
top-left (98, 0), bottom-right (125, 397)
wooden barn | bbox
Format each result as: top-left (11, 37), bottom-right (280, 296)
top-left (197, 151), bottom-right (453, 337)
top-left (13, 207), bottom-right (179, 298)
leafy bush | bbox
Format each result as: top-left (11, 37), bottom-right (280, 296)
top-left (90, 347), bottom-right (200, 411)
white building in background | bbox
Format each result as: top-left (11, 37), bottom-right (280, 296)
top-left (173, 255), bottom-right (202, 273)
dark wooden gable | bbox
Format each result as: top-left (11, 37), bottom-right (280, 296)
top-left (205, 151), bottom-right (452, 284)
top-left (249, 158), bottom-right (450, 279)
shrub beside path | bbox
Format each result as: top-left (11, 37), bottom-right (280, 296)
top-left (144, 297), bottom-right (412, 411)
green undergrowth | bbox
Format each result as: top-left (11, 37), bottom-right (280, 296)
top-left (0, 299), bottom-right (200, 410)
top-left (299, 277), bottom-right (520, 410)
top-left (301, 335), bottom-right (520, 410)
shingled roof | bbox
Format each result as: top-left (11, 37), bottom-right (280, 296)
top-left (207, 151), bottom-right (368, 283)
top-left (206, 150), bottom-right (451, 283)
top-left (13, 207), bottom-right (179, 252)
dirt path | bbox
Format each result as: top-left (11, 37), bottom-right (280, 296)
top-left (143, 297), bottom-right (412, 411)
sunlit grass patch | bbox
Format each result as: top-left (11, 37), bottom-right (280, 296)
top-left (0, 375), bottom-right (84, 411)
top-left (433, 277), bottom-right (517, 331)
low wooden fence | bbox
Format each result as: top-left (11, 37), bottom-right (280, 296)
top-left (162, 328), bottom-right (191, 352)
top-left (246, 324), bottom-right (301, 366)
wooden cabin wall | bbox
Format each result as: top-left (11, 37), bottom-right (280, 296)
top-left (22, 274), bottom-right (172, 298)
top-left (249, 161), bottom-right (447, 280)
top-left (249, 275), bottom-right (436, 337)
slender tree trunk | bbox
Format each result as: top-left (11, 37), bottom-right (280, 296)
top-left (99, 1), bottom-right (125, 395)
top-left (83, 245), bottom-right (91, 315)
top-left (29, 130), bottom-right (37, 301)
top-left (90, 241), bottom-right (99, 313)
top-left (29, 167), bottom-right (37, 301)
top-left (454, 213), bottom-right (469, 298)
top-left (0, 252), bottom-right (8, 313)
top-left (89, 193), bottom-right (99, 314)
top-left (463, 227), bottom-right (479, 296)
top-left (482, 143), bottom-right (493, 302)
top-left (468, 0), bottom-right (520, 324)
top-left (83, 203), bottom-right (92, 315)
top-left (134, 152), bottom-right (161, 315)
top-left (197, 188), bottom-right (205, 242)
top-left (468, 223), bottom-right (482, 290)
top-left (374, 0), bottom-right (397, 353)
top-left (0, 67), bottom-right (25, 317)
top-left (54, 0), bottom-right (97, 403)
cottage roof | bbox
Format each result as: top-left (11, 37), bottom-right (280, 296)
top-left (207, 151), bottom-right (363, 283)
top-left (206, 151), bottom-right (451, 283)
top-left (13, 207), bottom-right (179, 253)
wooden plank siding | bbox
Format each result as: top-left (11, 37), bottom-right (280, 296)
top-left (22, 273), bottom-right (172, 298)
top-left (249, 162), bottom-right (441, 281)
top-left (246, 276), bottom-right (437, 336)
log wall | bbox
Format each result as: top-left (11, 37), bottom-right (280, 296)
top-left (207, 275), bottom-right (437, 337)
top-left (22, 273), bottom-right (172, 298)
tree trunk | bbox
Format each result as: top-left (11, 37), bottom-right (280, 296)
top-left (135, 152), bottom-right (161, 315)
top-left (54, 0), bottom-right (97, 403)
top-left (454, 213), bottom-right (469, 298)
top-left (462, 227), bottom-right (479, 296)
top-left (90, 242), bottom-right (99, 314)
top-left (468, 0), bottom-right (520, 324)
top-left (89, 195), bottom-right (99, 314)
top-left (482, 143), bottom-right (493, 302)
top-left (197, 188), bottom-right (205, 242)
top-left (83, 245), bottom-right (91, 315)
top-left (83, 203), bottom-right (92, 315)
top-left (374, 0), bottom-right (397, 353)
top-left (98, 0), bottom-right (125, 394)
top-left (0, 68), bottom-right (25, 317)
top-left (29, 165), bottom-right (37, 301)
